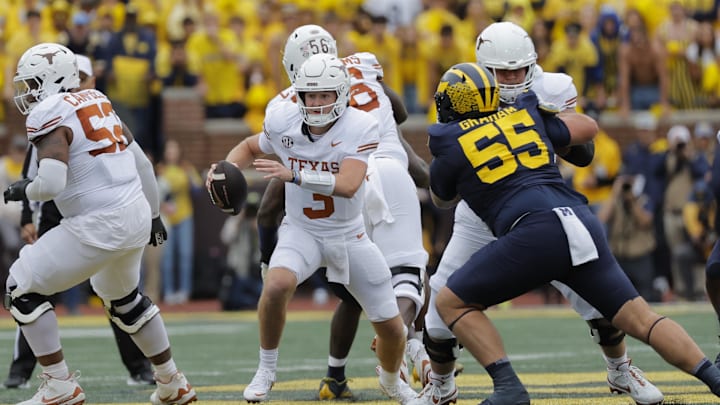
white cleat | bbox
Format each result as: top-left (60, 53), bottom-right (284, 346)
top-left (607, 361), bottom-right (664, 405)
top-left (17, 371), bottom-right (85, 405)
top-left (243, 368), bottom-right (275, 403)
top-left (150, 372), bottom-right (197, 405)
top-left (406, 377), bottom-right (458, 405)
top-left (379, 377), bottom-right (418, 404)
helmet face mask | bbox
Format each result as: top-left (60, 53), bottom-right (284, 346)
top-left (475, 22), bottom-right (537, 104)
top-left (434, 63), bottom-right (499, 124)
top-left (294, 54), bottom-right (349, 127)
top-left (282, 24), bottom-right (337, 84)
top-left (13, 43), bottom-right (80, 115)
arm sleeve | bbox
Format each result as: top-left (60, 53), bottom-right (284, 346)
top-left (562, 141), bottom-right (595, 167)
top-left (25, 159), bottom-right (67, 202)
top-left (128, 142), bottom-right (160, 218)
top-left (429, 157), bottom-right (458, 202)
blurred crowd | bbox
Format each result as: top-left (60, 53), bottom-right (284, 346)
top-left (1, 0), bottom-right (720, 308)
top-left (1, 0), bottom-right (720, 155)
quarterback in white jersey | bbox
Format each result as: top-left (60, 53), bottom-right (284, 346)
top-left (3, 43), bottom-right (196, 405)
top-left (413, 22), bottom-right (663, 405)
top-left (258, 26), bottom-right (431, 397)
top-left (212, 53), bottom-right (416, 404)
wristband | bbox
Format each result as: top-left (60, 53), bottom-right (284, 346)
top-left (291, 170), bottom-right (301, 185)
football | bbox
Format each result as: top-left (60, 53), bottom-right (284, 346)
top-left (208, 160), bottom-right (247, 216)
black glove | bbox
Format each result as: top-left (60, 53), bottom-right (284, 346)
top-left (4, 178), bottom-right (32, 203)
top-left (149, 216), bottom-right (168, 246)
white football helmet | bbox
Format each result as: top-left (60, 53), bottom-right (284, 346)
top-left (294, 54), bottom-right (349, 127)
top-left (475, 22), bottom-right (537, 104)
top-left (282, 24), bottom-right (337, 84)
top-left (13, 43), bottom-right (80, 115)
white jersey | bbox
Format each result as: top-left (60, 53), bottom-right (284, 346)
top-left (530, 65), bottom-right (578, 111)
top-left (259, 99), bottom-right (380, 237)
top-left (26, 89), bottom-right (142, 219)
top-left (267, 52), bottom-right (408, 168)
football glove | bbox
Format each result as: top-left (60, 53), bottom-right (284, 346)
top-left (4, 178), bottom-right (31, 203)
top-left (149, 216), bottom-right (168, 246)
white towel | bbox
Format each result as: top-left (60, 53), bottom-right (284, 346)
top-left (323, 237), bottom-right (350, 285)
top-left (363, 156), bottom-right (394, 226)
top-left (552, 207), bottom-right (599, 266)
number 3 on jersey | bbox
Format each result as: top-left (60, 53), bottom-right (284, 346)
top-left (75, 101), bottom-right (126, 156)
top-left (458, 109), bottom-right (550, 184)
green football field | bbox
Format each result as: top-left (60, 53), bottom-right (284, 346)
top-left (0, 303), bottom-right (719, 404)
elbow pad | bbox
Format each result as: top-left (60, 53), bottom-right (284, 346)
top-left (563, 141), bottom-right (595, 167)
top-left (25, 159), bottom-right (67, 202)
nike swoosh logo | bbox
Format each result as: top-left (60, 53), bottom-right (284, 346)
top-left (356, 232), bottom-right (364, 239)
top-left (42, 391), bottom-right (71, 403)
top-left (331, 141), bottom-right (342, 147)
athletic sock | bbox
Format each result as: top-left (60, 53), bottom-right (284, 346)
top-left (42, 361), bottom-right (69, 380)
top-left (693, 358), bottom-right (720, 395)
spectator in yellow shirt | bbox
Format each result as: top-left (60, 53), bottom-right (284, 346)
top-left (544, 22), bottom-right (599, 109)
top-left (185, 9), bottom-right (245, 119)
top-left (158, 139), bottom-right (203, 305)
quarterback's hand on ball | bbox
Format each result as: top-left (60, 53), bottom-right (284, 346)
top-left (149, 216), bottom-right (168, 246)
top-left (3, 178), bottom-right (31, 203)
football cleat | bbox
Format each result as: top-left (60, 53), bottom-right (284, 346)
top-left (411, 358), bottom-right (431, 388)
top-left (607, 361), bottom-right (664, 405)
top-left (127, 369), bottom-right (156, 386)
top-left (378, 373), bottom-right (418, 404)
top-left (17, 371), bottom-right (85, 405)
top-left (3, 374), bottom-right (30, 389)
top-left (150, 372), bottom-right (196, 405)
top-left (243, 368), bottom-right (275, 403)
top-left (318, 377), bottom-right (353, 400)
top-left (406, 376), bottom-right (458, 405)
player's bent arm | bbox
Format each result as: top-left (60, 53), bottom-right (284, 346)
top-left (25, 128), bottom-right (71, 201)
top-left (122, 122), bottom-right (161, 217)
top-left (430, 189), bottom-right (460, 209)
top-left (330, 158), bottom-right (367, 198)
top-left (560, 141), bottom-right (595, 167)
top-left (558, 111), bottom-right (598, 145)
top-left (225, 134), bottom-right (265, 168)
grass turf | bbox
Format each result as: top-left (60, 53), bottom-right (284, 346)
top-left (0, 302), bottom-right (718, 404)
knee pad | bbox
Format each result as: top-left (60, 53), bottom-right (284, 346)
top-left (4, 288), bottom-right (54, 325)
top-left (391, 267), bottom-right (425, 318)
top-left (107, 288), bottom-right (160, 334)
top-left (423, 328), bottom-right (459, 364)
top-left (586, 318), bottom-right (625, 346)
top-left (391, 267), bottom-right (423, 295)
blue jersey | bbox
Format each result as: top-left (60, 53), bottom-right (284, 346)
top-left (428, 91), bottom-right (587, 236)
